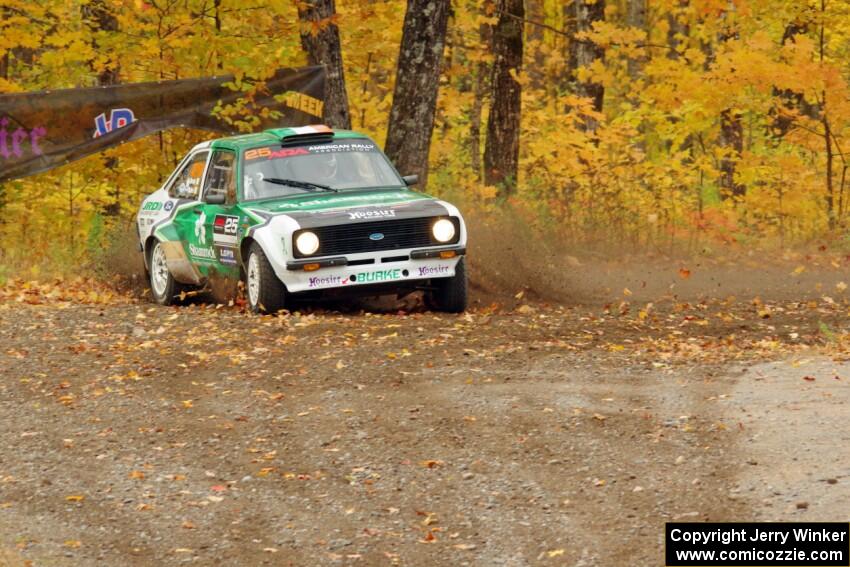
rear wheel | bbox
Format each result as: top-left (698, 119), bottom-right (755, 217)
top-left (426, 257), bottom-right (468, 313)
top-left (149, 240), bottom-right (179, 305)
top-left (246, 242), bottom-right (287, 314)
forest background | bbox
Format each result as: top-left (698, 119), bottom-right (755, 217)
top-left (0, 0), bottom-right (848, 283)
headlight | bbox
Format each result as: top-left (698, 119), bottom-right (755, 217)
top-left (432, 218), bottom-right (456, 243)
top-left (295, 231), bottom-right (320, 255)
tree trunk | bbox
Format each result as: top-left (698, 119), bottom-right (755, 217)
top-left (82, 0), bottom-right (119, 86)
top-left (824, 113), bottom-right (835, 229)
top-left (562, 1), bottom-right (577, 103)
top-left (717, 5), bottom-right (744, 199)
top-left (771, 16), bottom-right (812, 137)
top-left (526, 0), bottom-right (545, 90)
top-left (626, 0), bottom-right (646, 80)
top-left (384, 0), bottom-right (451, 186)
top-left (469, 16), bottom-right (493, 181)
top-left (574, 0), bottom-right (605, 130)
top-left (82, 0), bottom-right (121, 216)
top-left (667, 0), bottom-right (689, 60)
top-left (719, 109), bottom-right (744, 198)
top-left (298, 0), bottom-right (351, 129)
top-left (483, 0), bottom-right (524, 193)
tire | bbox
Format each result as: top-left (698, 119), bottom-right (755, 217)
top-left (245, 242), bottom-right (287, 314)
top-left (148, 240), bottom-right (180, 306)
top-left (426, 257), bottom-right (468, 313)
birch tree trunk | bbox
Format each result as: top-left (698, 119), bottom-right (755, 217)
top-left (574, 0), bottom-right (605, 130)
top-left (626, 0), bottom-right (646, 80)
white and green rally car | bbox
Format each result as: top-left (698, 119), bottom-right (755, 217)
top-left (136, 125), bottom-right (468, 313)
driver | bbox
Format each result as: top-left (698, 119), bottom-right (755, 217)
top-left (313, 153), bottom-right (338, 182)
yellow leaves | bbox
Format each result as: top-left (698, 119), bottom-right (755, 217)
top-left (65, 495), bottom-right (84, 502)
top-left (547, 548), bottom-right (566, 558)
top-left (63, 540), bottom-right (82, 548)
top-left (0, 278), bottom-right (127, 306)
top-left (181, 400), bottom-right (193, 409)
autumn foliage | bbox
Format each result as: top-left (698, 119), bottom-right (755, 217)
top-left (1, 0), bottom-right (850, 277)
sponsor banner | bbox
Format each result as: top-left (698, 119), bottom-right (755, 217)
top-left (666, 523), bottom-right (849, 566)
top-left (0, 66), bottom-right (325, 182)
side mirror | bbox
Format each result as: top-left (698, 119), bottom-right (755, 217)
top-left (205, 193), bottom-right (226, 205)
top-left (402, 174), bottom-right (419, 187)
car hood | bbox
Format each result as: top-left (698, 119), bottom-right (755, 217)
top-left (241, 188), bottom-right (453, 227)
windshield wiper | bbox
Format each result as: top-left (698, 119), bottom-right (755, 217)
top-left (262, 178), bottom-right (337, 193)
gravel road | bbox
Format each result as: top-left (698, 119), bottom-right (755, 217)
top-left (1, 284), bottom-right (848, 565)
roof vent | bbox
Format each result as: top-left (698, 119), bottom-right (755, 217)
top-left (271, 125), bottom-right (335, 147)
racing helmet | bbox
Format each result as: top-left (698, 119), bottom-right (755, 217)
top-left (315, 152), bottom-right (338, 179)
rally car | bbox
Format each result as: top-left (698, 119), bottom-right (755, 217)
top-left (136, 125), bottom-right (467, 313)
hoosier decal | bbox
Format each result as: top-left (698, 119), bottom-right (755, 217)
top-left (348, 209), bottom-right (396, 220)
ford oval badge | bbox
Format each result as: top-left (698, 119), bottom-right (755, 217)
top-left (369, 232), bottom-right (385, 241)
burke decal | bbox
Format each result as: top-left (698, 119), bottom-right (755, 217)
top-left (351, 269), bottom-right (403, 283)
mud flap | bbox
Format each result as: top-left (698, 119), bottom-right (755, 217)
top-left (161, 240), bottom-right (203, 285)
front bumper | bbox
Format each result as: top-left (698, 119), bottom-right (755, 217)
top-left (281, 247), bottom-right (464, 293)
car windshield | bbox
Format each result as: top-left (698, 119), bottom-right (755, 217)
top-left (241, 139), bottom-right (404, 201)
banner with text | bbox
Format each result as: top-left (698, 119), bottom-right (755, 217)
top-left (0, 66), bottom-right (326, 182)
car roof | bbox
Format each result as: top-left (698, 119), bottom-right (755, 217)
top-left (205, 125), bottom-right (372, 153)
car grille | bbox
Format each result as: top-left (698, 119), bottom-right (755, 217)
top-left (294, 216), bottom-right (458, 258)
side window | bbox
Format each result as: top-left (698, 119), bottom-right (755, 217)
top-left (203, 151), bottom-right (236, 203)
top-left (166, 151), bottom-right (208, 200)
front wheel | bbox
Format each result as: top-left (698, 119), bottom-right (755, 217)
top-left (148, 240), bottom-right (179, 305)
top-left (246, 242), bottom-right (287, 314)
top-left (426, 257), bottom-right (468, 313)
